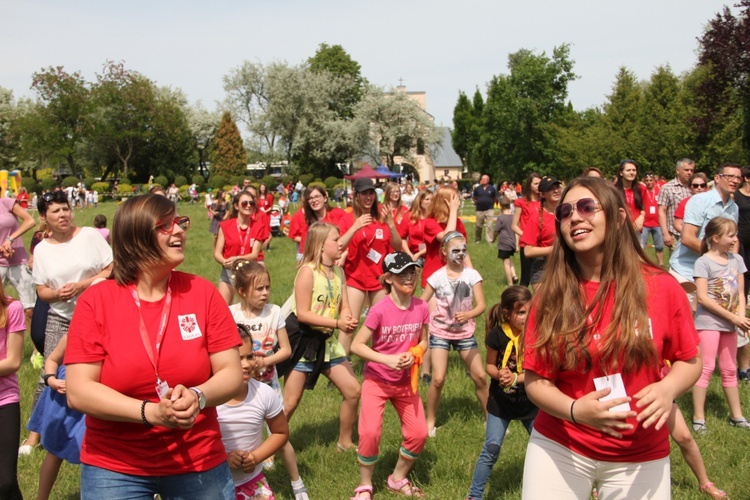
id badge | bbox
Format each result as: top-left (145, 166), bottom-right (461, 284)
top-left (366, 248), bottom-right (383, 264)
top-left (155, 378), bottom-right (170, 398)
top-left (649, 206), bottom-right (656, 215)
top-left (593, 373), bottom-right (631, 412)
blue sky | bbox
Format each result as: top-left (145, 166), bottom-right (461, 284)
top-left (0, 0), bottom-right (736, 127)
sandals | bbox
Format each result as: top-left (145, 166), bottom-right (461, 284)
top-left (351, 485), bottom-right (373, 499)
top-left (387, 475), bottom-right (424, 497)
top-left (337, 442), bottom-right (358, 453)
top-left (692, 420), bottom-right (709, 434)
top-left (700, 482), bottom-right (728, 499)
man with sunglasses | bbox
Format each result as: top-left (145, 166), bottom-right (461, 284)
top-left (669, 163), bottom-right (742, 293)
top-left (658, 158), bottom-right (695, 250)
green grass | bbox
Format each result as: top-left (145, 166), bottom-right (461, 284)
top-left (14, 201), bottom-right (750, 499)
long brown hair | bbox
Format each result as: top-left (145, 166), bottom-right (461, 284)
top-left (521, 172), bottom-right (542, 202)
top-left (524, 177), bottom-right (660, 374)
top-left (226, 191), bottom-right (255, 219)
top-left (410, 190), bottom-right (431, 223)
top-left (353, 189), bottom-right (380, 220)
top-left (427, 185), bottom-right (458, 223)
top-left (302, 186), bottom-right (332, 226)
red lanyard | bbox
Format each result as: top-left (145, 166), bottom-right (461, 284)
top-left (130, 279), bottom-right (173, 385)
top-left (237, 220), bottom-right (251, 255)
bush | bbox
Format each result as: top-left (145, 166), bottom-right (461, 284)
top-left (83, 177), bottom-right (97, 189)
top-left (299, 174), bottom-right (313, 187)
top-left (281, 175), bottom-right (294, 187)
top-left (308, 181), bottom-right (329, 197)
top-left (209, 175), bottom-right (227, 190)
top-left (92, 182), bottom-right (110, 193)
top-left (324, 176), bottom-right (341, 189)
top-left (229, 175), bottom-right (244, 187)
top-left (154, 175), bottom-right (169, 187)
top-left (262, 175), bottom-right (277, 192)
top-left (179, 185), bottom-right (189, 196)
top-left (120, 177), bottom-right (131, 186)
top-left (174, 175), bottom-right (188, 187)
top-left (116, 184), bottom-right (133, 195)
top-left (222, 185), bottom-right (234, 194)
top-left (40, 178), bottom-right (58, 191)
top-left (62, 176), bottom-right (79, 188)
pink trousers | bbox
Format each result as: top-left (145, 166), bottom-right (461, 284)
top-left (696, 330), bottom-right (738, 388)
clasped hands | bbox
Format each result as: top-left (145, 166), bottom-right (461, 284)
top-left (227, 449), bottom-right (258, 473)
top-left (145, 384), bottom-right (200, 430)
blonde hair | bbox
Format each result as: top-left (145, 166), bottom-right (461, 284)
top-left (410, 190), bottom-right (431, 223)
top-left (299, 222), bottom-right (339, 269)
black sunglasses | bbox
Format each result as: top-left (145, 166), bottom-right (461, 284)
top-left (240, 200), bottom-right (255, 208)
top-left (41, 191), bottom-right (68, 203)
top-left (555, 198), bottom-right (601, 222)
top-left (691, 183), bottom-right (707, 189)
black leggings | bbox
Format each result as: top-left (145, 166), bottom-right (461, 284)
top-left (519, 247), bottom-right (533, 287)
top-left (30, 296), bottom-right (49, 353)
top-left (0, 403), bottom-right (22, 499)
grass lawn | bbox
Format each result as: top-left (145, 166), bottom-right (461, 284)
top-left (14, 200), bottom-right (750, 499)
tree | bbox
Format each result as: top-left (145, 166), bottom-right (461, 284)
top-left (211, 111), bottom-right (246, 177)
top-left (452, 91), bottom-right (474, 169)
top-left (0, 88), bottom-right (19, 169)
top-left (308, 43), bottom-right (366, 119)
top-left (187, 102), bottom-right (220, 179)
top-left (357, 86), bottom-right (439, 169)
top-left (480, 44), bottom-right (577, 180)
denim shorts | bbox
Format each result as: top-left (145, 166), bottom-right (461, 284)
top-left (429, 335), bottom-right (478, 351)
top-left (294, 355), bottom-right (347, 373)
top-left (81, 462), bottom-right (234, 500)
top-left (219, 267), bottom-right (234, 286)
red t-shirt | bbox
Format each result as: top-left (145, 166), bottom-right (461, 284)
top-left (642, 186), bottom-right (660, 228)
top-left (513, 198), bottom-right (541, 247)
top-left (256, 193), bottom-right (274, 213)
top-left (674, 196), bottom-right (691, 221)
top-left (220, 211), bottom-right (270, 262)
top-left (421, 217), bottom-right (467, 287)
top-left (288, 207), bottom-right (350, 253)
top-left (343, 215), bottom-right (395, 291)
top-left (518, 209), bottom-right (555, 248)
top-left (391, 205), bottom-right (411, 240)
top-left (407, 218), bottom-right (426, 255)
top-left (623, 184), bottom-right (648, 223)
top-left (523, 270), bottom-right (699, 462)
top-left (16, 192), bottom-right (28, 209)
top-left (64, 272), bottom-right (242, 475)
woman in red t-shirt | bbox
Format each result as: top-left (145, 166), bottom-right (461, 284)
top-left (406, 190), bottom-right (432, 264)
top-left (383, 182), bottom-right (411, 250)
top-left (339, 178), bottom-right (402, 353)
top-left (288, 186), bottom-right (349, 260)
top-left (214, 191), bottom-right (271, 304)
top-left (520, 176), bottom-right (561, 292)
top-left (615, 159), bottom-right (647, 231)
top-left (521, 177), bottom-right (700, 499)
top-left (256, 184), bottom-right (274, 214)
top-left (511, 173), bottom-right (541, 287)
top-left (65, 194), bottom-right (242, 499)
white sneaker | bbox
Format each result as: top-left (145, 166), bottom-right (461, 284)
top-left (428, 427), bottom-right (437, 438)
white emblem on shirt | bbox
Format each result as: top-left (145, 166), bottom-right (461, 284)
top-left (178, 314), bottom-right (202, 340)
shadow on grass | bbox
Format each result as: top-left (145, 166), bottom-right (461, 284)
top-left (372, 447), bottom-right (437, 491)
top-left (435, 395), bottom-right (483, 427)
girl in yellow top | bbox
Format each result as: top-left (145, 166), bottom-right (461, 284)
top-left (282, 222), bottom-right (361, 452)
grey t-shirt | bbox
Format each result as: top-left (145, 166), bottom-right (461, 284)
top-left (693, 252), bottom-right (747, 332)
top-left (493, 214), bottom-right (516, 252)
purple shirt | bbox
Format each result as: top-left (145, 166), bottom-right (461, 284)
top-left (363, 296), bottom-right (430, 385)
top-left (0, 198), bottom-right (28, 267)
top-left (0, 300), bottom-right (27, 405)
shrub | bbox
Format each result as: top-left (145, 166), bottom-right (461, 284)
top-left (179, 185), bottom-right (189, 195)
top-left (209, 175), bottom-right (227, 190)
top-left (120, 177), bottom-right (131, 186)
top-left (116, 184), bottom-right (133, 195)
top-left (92, 182), bottom-right (110, 193)
top-left (324, 176), bottom-right (340, 189)
top-left (223, 185), bottom-right (234, 194)
top-left (174, 175), bottom-right (188, 187)
top-left (230, 175), bottom-right (244, 186)
top-left (299, 174), bottom-right (313, 187)
top-left (40, 178), bottom-right (58, 191)
top-left (262, 175), bottom-right (277, 192)
top-left (62, 176), bottom-right (79, 188)
top-left (154, 175), bottom-right (169, 187)
top-left (281, 175), bottom-right (294, 186)
top-left (83, 177), bottom-right (97, 188)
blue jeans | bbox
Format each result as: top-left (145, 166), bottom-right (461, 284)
top-left (467, 413), bottom-right (534, 499)
top-left (81, 462), bottom-right (234, 500)
top-left (639, 226), bottom-right (664, 251)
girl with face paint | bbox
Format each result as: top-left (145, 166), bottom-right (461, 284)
top-left (420, 232), bottom-right (488, 436)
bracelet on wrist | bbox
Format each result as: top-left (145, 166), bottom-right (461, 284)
top-left (6, 236), bottom-right (13, 243)
top-left (141, 400), bottom-right (153, 427)
top-left (42, 373), bottom-right (56, 386)
top-left (570, 399), bottom-right (578, 424)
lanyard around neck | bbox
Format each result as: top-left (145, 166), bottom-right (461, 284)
top-left (130, 279), bottom-right (173, 381)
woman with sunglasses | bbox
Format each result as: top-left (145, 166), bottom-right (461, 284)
top-left (519, 176), bottom-right (562, 292)
top-left (288, 186), bottom-right (349, 261)
top-left (22, 191), bottom-right (113, 454)
top-left (521, 177), bottom-right (700, 499)
top-left (615, 160), bottom-right (647, 232)
top-left (672, 173), bottom-right (708, 236)
top-left (214, 190), bottom-right (271, 304)
top-left (65, 194), bottom-right (243, 499)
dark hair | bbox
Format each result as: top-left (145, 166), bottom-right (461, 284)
top-left (486, 285), bottom-right (532, 335)
top-left (302, 186), bottom-right (331, 226)
top-left (581, 167), bottom-right (604, 178)
top-left (37, 190), bottom-right (70, 216)
top-left (615, 160), bottom-right (642, 211)
top-left (742, 166), bottom-right (750, 179)
top-left (521, 172), bottom-right (542, 201)
top-left (499, 196), bottom-right (511, 210)
top-left (94, 214), bottom-right (107, 229)
top-left (111, 194), bottom-right (175, 285)
top-left (237, 323), bottom-right (252, 342)
top-left (717, 162), bottom-right (742, 176)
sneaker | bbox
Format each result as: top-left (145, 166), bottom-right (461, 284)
top-left (262, 456), bottom-right (275, 470)
top-left (739, 369), bottom-right (750, 382)
top-left (420, 373), bottom-right (432, 386)
top-left (692, 420), bottom-right (709, 434)
top-left (428, 427), bottom-right (437, 438)
top-left (730, 417), bottom-right (750, 428)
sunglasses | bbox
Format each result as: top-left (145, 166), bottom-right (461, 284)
top-left (240, 200), bottom-right (255, 208)
top-left (41, 191), bottom-right (68, 203)
top-left (154, 215), bottom-right (191, 234)
top-left (555, 198), bottom-right (601, 222)
top-left (691, 183), bottom-right (707, 189)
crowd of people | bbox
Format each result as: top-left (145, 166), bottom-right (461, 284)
top-left (0, 161), bottom-right (748, 499)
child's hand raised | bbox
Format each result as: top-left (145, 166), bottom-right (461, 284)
top-left (447, 193), bottom-right (460, 212)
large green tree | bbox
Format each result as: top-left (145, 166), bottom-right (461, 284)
top-left (0, 88), bottom-right (19, 170)
top-left (211, 111), bottom-right (246, 177)
top-left (308, 43), bottom-right (366, 119)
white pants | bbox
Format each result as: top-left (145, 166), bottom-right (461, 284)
top-left (522, 430), bottom-right (670, 500)
top-left (0, 264), bottom-right (35, 309)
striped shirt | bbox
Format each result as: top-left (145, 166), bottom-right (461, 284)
top-left (656, 178), bottom-right (691, 238)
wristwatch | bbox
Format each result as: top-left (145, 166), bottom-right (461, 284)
top-left (189, 387), bottom-right (206, 410)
